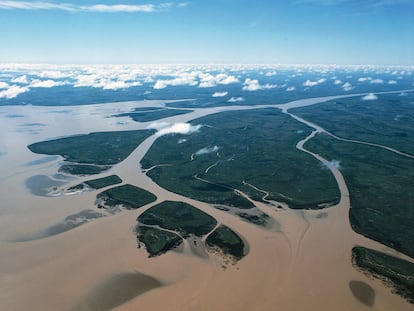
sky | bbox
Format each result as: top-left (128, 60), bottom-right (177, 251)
top-left (0, 0), bottom-right (413, 65)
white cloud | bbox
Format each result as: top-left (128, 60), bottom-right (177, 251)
top-left (0, 81), bottom-right (9, 89)
top-left (357, 77), bottom-right (371, 82)
top-left (195, 146), bottom-right (219, 156)
top-left (302, 78), bottom-right (327, 87)
top-left (29, 79), bottom-right (65, 88)
top-left (199, 73), bottom-right (239, 88)
top-left (0, 1), bottom-right (186, 13)
top-left (370, 78), bottom-right (384, 84)
top-left (327, 160), bottom-right (341, 169)
top-left (153, 74), bottom-right (198, 89)
top-left (148, 122), bottom-right (202, 136)
top-left (333, 79), bottom-right (342, 85)
top-left (265, 71), bottom-right (277, 76)
top-left (388, 80), bottom-right (397, 84)
top-left (0, 85), bottom-right (29, 99)
top-left (11, 75), bottom-right (28, 84)
top-left (242, 78), bottom-right (277, 91)
top-left (362, 93), bottom-right (378, 101)
top-left (102, 80), bottom-right (129, 90)
top-left (37, 70), bottom-right (71, 79)
top-left (212, 91), bottom-right (228, 97)
top-left (286, 86), bottom-right (296, 91)
top-left (74, 73), bottom-right (141, 89)
top-left (74, 74), bottom-right (98, 88)
top-left (228, 97), bottom-right (244, 102)
top-left (342, 82), bottom-right (353, 91)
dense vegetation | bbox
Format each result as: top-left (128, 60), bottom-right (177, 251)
top-left (137, 226), bottom-right (183, 257)
top-left (138, 201), bottom-right (217, 237)
top-left (69, 175), bottom-right (122, 190)
top-left (28, 129), bottom-right (155, 166)
top-left (114, 108), bottom-right (192, 122)
top-left (292, 94), bottom-right (414, 154)
top-left (306, 133), bottom-right (414, 258)
top-left (97, 184), bottom-right (157, 209)
top-left (206, 225), bottom-right (246, 260)
top-left (352, 247), bottom-right (414, 303)
top-left (59, 164), bottom-right (110, 176)
top-left (142, 108), bottom-right (340, 209)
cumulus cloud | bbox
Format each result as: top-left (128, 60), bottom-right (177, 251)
top-left (333, 79), bottom-right (342, 85)
top-left (0, 81), bottom-right (9, 89)
top-left (388, 80), bottom-right (397, 85)
top-left (74, 73), bottom-right (141, 89)
top-left (29, 79), bottom-right (65, 88)
top-left (242, 78), bottom-right (277, 91)
top-left (153, 74), bottom-right (198, 89)
top-left (370, 78), bottom-right (384, 84)
top-left (148, 122), bottom-right (202, 136)
top-left (228, 97), bottom-right (244, 102)
top-left (362, 93), bottom-right (378, 101)
top-left (357, 77), bottom-right (371, 82)
top-left (11, 75), bottom-right (29, 84)
top-left (195, 146), bottom-right (219, 156)
top-left (265, 71), bottom-right (277, 76)
top-left (286, 86), bottom-right (296, 91)
top-left (37, 70), bottom-right (71, 79)
top-left (0, 85), bottom-right (29, 99)
top-left (96, 79), bottom-right (141, 90)
top-left (0, 1), bottom-right (187, 13)
top-left (303, 78), bottom-right (327, 87)
top-left (342, 82), bottom-right (353, 91)
top-left (212, 91), bottom-right (228, 97)
top-left (199, 73), bottom-right (239, 88)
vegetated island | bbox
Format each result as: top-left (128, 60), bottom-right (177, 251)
top-left (206, 225), bottom-right (247, 261)
top-left (68, 175), bottom-right (122, 191)
top-left (136, 200), bottom-right (246, 259)
top-left (352, 246), bottom-right (414, 303)
top-left (28, 129), bottom-right (155, 175)
top-left (96, 184), bottom-right (157, 211)
top-left (141, 108), bottom-right (340, 213)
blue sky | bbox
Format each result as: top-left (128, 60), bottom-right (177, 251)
top-left (0, 0), bottom-right (413, 65)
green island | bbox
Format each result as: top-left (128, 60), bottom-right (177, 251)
top-left (114, 108), bottom-right (193, 122)
top-left (69, 175), bottom-right (122, 191)
top-left (237, 212), bottom-right (268, 227)
top-left (97, 184), bottom-right (157, 210)
top-left (305, 133), bottom-right (414, 258)
top-left (137, 226), bottom-right (182, 257)
top-left (142, 108), bottom-right (340, 210)
top-left (59, 164), bottom-right (110, 175)
top-left (352, 247), bottom-right (414, 303)
top-left (137, 200), bottom-right (217, 237)
top-left (28, 129), bottom-right (155, 175)
top-left (206, 225), bottom-right (246, 260)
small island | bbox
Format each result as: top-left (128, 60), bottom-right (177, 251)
top-left (97, 184), bottom-right (157, 210)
